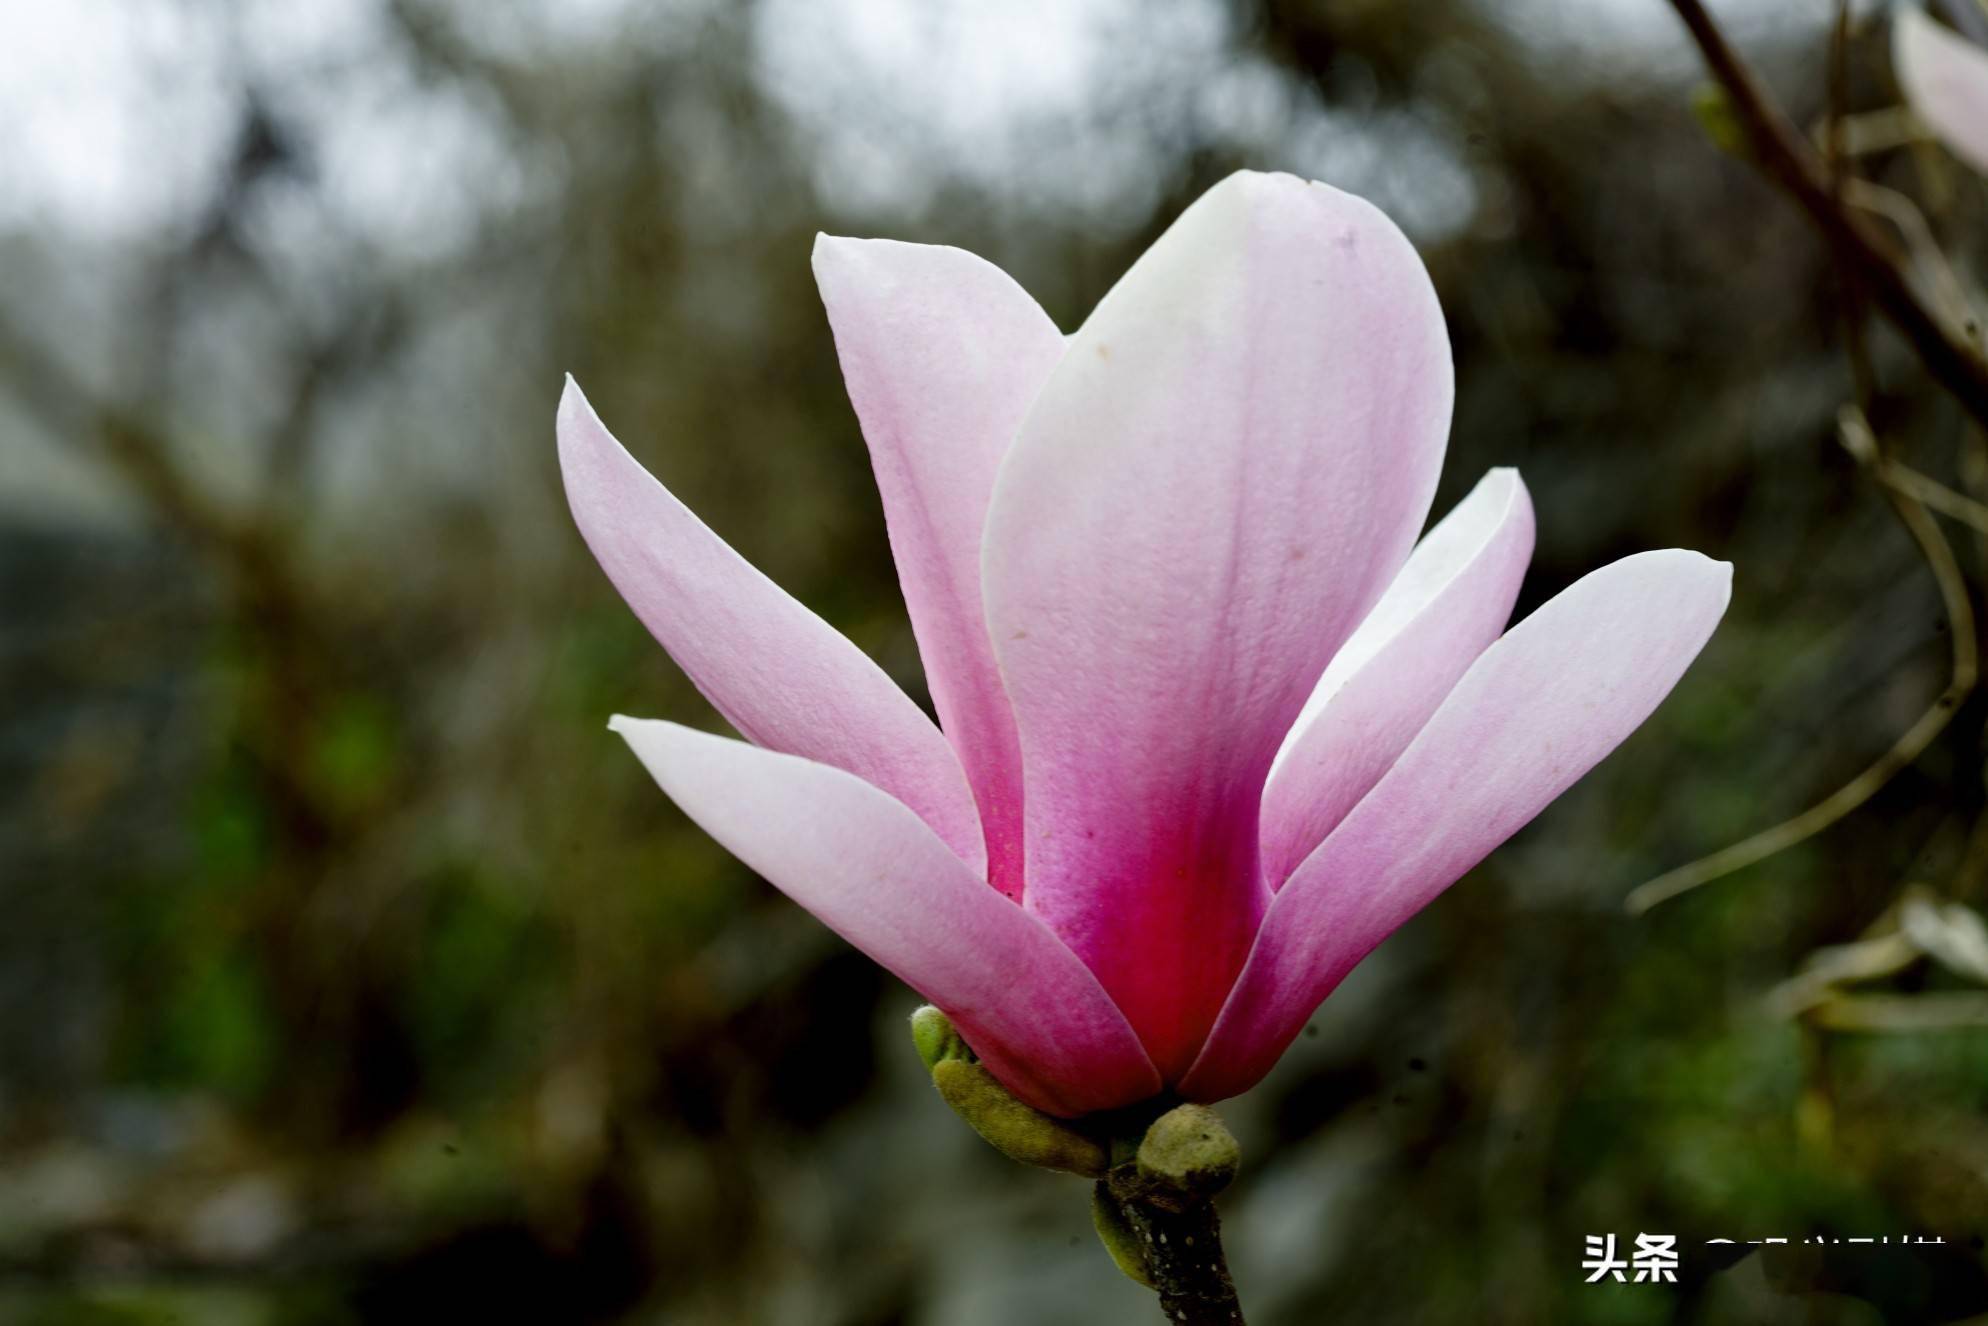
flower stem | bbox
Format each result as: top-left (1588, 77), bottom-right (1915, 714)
top-left (908, 1010), bottom-right (1248, 1320)
top-left (1098, 1173), bottom-right (1245, 1324)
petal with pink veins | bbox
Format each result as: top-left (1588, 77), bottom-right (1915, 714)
top-left (611, 718), bottom-right (1162, 1117)
top-left (813, 236), bottom-right (1067, 898)
top-left (1181, 550), bottom-right (1731, 1102)
top-left (1896, 8), bottom-right (1988, 177)
top-left (559, 379), bottom-right (985, 872)
top-left (981, 170), bottom-right (1454, 1079)
top-left (1258, 468), bottom-right (1535, 887)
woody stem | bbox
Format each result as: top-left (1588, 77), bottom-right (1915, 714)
top-left (1100, 1172), bottom-right (1245, 1325)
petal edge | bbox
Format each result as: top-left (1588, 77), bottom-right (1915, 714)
top-left (982, 170), bottom-right (1454, 1077)
top-left (1183, 550), bottom-right (1730, 1101)
top-left (813, 236), bottom-right (1066, 897)
top-left (558, 378), bottom-right (985, 872)
top-left (1897, 8), bottom-right (1988, 176)
top-left (1259, 468), bottom-right (1535, 886)
top-left (611, 717), bottom-right (1161, 1116)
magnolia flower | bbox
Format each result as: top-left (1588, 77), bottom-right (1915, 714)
top-left (1896, 7), bottom-right (1988, 176)
top-left (559, 171), bottom-right (1729, 1119)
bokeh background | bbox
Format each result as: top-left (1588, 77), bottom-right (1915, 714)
top-left (7, 0), bottom-right (1988, 1321)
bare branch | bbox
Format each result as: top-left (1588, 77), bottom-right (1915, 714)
top-left (1628, 406), bottom-right (1979, 913)
top-left (1667, 0), bottom-right (1988, 428)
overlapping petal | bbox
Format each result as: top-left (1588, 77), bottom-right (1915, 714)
top-left (813, 237), bottom-right (1067, 898)
top-left (1258, 469), bottom-right (1535, 887)
top-left (1181, 550), bottom-right (1731, 1101)
top-left (981, 170), bottom-right (1454, 1077)
top-left (567, 169), bottom-right (1735, 1118)
top-left (611, 718), bottom-right (1162, 1116)
top-left (558, 380), bottom-right (985, 871)
top-left (1897, 8), bottom-right (1988, 177)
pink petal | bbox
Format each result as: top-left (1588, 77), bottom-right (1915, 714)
top-left (1181, 550), bottom-right (1731, 1101)
top-left (813, 236), bottom-right (1067, 899)
top-left (558, 379), bottom-right (985, 872)
top-left (981, 170), bottom-right (1453, 1079)
top-left (1258, 469), bottom-right (1534, 887)
top-left (611, 718), bottom-right (1162, 1116)
top-left (1897, 8), bottom-right (1988, 176)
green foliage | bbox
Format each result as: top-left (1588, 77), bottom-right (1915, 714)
top-left (4, 1288), bottom-right (355, 1326)
top-left (407, 868), bottom-right (559, 1103)
top-left (141, 950), bottom-right (278, 1100)
top-left (307, 693), bottom-right (401, 818)
top-left (1691, 83), bottom-right (1748, 156)
top-left (113, 770), bottom-right (278, 1099)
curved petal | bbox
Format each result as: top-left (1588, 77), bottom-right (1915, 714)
top-left (559, 379), bottom-right (984, 872)
top-left (1897, 8), bottom-right (1988, 176)
top-left (981, 170), bottom-right (1453, 1078)
top-left (813, 236), bottom-right (1067, 899)
top-left (611, 718), bottom-right (1162, 1117)
top-left (1258, 469), bottom-right (1535, 887)
top-left (1181, 550), bottom-right (1731, 1101)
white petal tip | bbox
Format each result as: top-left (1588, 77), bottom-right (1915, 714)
top-left (1648, 549), bottom-right (1734, 608)
top-left (1896, 5), bottom-right (1937, 52)
top-left (1894, 8), bottom-right (1988, 173)
top-left (556, 375), bottom-right (598, 437)
top-left (810, 232), bottom-right (869, 272)
top-left (607, 716), bottom-right (700, 771)
top-left (1473, 467), bottom-right (1527, 505)
top-left (1218, 167), bottom-right (1305, 194)
top-left (1691, 551), bottom-right (1734, 583)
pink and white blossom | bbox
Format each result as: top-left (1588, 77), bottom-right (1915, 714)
top-left (559, 170), bottom-right (1730, 1117)
top-left (1896, 7), bottom-right (1988, 177)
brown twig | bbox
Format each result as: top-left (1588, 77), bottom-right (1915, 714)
top-left (1628, 407), bottom-right (1978, 913)
top-left (1667, 0), bottom-right (1988, 429)
top-left (1635, 6), bottom-right (1987, 912)
top-left (1098, 1172), bottom-right (1244, 1325)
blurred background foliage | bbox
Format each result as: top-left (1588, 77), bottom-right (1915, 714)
top-left (5, 0), bottom-right (1988, 1321)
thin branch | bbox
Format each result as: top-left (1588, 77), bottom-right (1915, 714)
top-left (1807, 107), bottom-right (1925, 158)
top-left (1628, 407), bottom-right (1978, 913)
top-left (1766, 931), bottom-right (1922, 1019)
top-left (1868, 453), bottom-right (1988, 534)
top-left (1806, 991), bottom-right (1988, 1031)
top-left (1842, 177), bottom-right (1984, 350)
top-left (1667, 0), bottom-right (1988, 428)
top-left (0, 312), bottom-right (256, 566)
